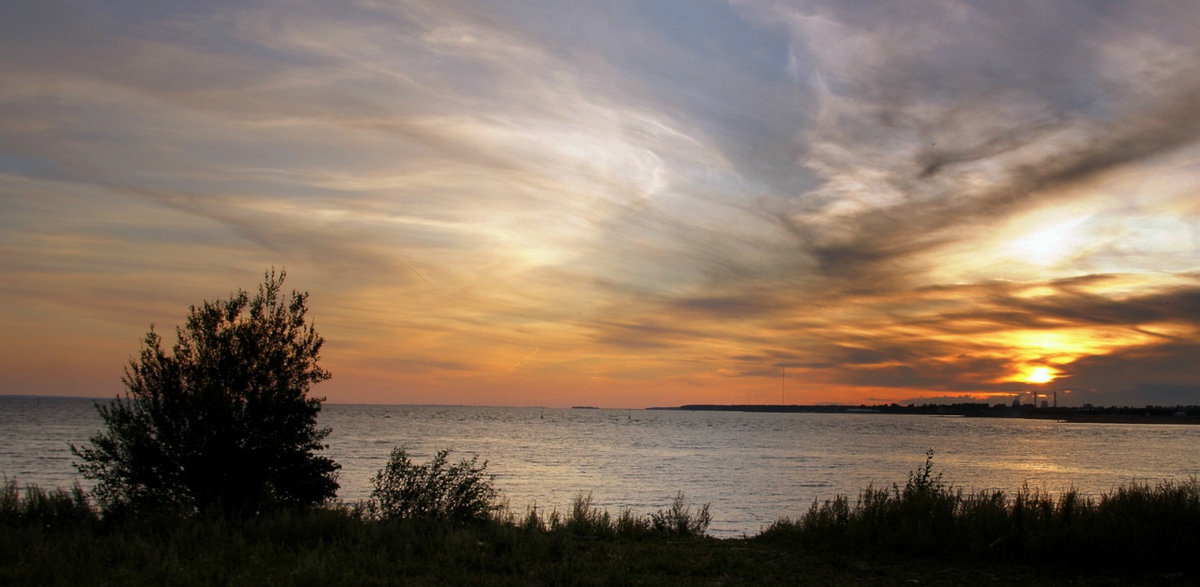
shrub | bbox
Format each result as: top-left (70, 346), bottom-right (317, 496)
top-left (649, 492), bottom-right (712, 537)
top-left (368, 448), bottom-right (499, 522)
top-left (561, 493), bottom-right (614, 537)
top-left (72, 269), bottom-right (339, 516)
top-left (615, 506), bottom-right (654, 537)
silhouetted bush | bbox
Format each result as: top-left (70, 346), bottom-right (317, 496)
top-left (72, 270), bottom-right (339, 516)
top-left (649, 492), bottom-right (712, 537)
top-left (368, 448), bottom-right (499, 522)
top-left (559, 493), bottom-right (618, 537)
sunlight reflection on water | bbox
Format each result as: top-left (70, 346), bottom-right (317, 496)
top-left (3, 397), bottom-right (1199, 537)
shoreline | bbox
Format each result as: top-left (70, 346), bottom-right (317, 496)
top-left (655, 403), bottom-right (1200, 424)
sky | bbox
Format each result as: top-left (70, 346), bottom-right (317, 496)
top-left (3, 1), bottom-right (1200, 408)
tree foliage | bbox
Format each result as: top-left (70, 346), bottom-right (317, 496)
top-left (72, 270), bottom-right (339, 516)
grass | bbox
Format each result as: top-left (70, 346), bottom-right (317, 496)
top-left (500, 491), bottom-right (711, 540)
top-left (3, 456), bottom-right (1199, 585)
top-left (757, 450), bottom-right (1200, 570)
top-left (0, 480), bottom-right (97, 528)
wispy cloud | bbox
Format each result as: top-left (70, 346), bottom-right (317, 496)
top-left (2, 0), bottom-right (1199, 406)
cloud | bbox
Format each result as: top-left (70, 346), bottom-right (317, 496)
top-left (1059, 341), bottom-right (1200, 392)
top-left (1071, 384), bottom-right (1200, 408)
top-left (3, 0), bottom-right (1200, 405)
top-left (731, 0), bottom-right (1200, 287)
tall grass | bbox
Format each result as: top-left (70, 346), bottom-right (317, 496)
top-left (6, 453), bottom-right (1200, 582)
top-left (0, 478), bottom-right (97, 528)
top-left (503, 492), bottom-right (712, 539)
top-left (758, 450), bottom-right (1200, 569)
top-left (0, 479), bottom-right (713, 585)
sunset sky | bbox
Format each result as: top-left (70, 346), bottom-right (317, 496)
top-left (3, 1), bottom-right (1200, 408)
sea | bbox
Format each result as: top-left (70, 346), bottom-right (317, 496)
top-left (3, 395), bottom-right (1199, 537)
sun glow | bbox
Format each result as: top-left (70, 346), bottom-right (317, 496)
top-left (1006, 214), bottom-right (1091, 268)
top-left (1024, 366), bottom-right (1057, 384)
top-left (980, 325), bottom-right (1167, 385)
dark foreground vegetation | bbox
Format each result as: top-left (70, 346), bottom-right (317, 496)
top-left (72, 269), bottom-right (340, 518)
top-left (761, 452), bottom-right (1200, 571)
top-left (4, 454), bottom-right (1198, 586)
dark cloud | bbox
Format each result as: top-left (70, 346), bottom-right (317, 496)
top-left (1071, 384), bottom-right (1200, 408)
top-left (887, 278), bottom-right (1200, 336)
top-left (916, 114), bottom-right (1069, 179)
top-left (1000, 285), bottom-right (1200, 330)
top-left (840, 359), bottom-right (1013, 392)
top-left (1058, 342), bottom-right (1200, 394)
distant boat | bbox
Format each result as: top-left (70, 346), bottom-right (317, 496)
top-left (571, 406), bottom-right (600, 410)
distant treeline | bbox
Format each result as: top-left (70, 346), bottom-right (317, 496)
top-left (657, 403), bottom-right (1200, 423)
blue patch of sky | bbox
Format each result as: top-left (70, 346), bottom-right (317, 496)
top-left (0, 152), bottom-right (58, 177)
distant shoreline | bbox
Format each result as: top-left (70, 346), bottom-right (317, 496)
top-left (5, 395), bottom-right (1198, 424)
top-left (653, 403), bottom-right (1200, 424)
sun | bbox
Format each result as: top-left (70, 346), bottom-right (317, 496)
top-left (1025, 366), bottom-right (1057, 384)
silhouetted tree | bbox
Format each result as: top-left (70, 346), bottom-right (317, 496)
top-left (73, 269), bottom-right (338, 516)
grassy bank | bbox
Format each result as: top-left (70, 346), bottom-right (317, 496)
top-left (3, 461), bottom-right (1198, 585)
top-left (759, 451), bottom-right (1200, 571)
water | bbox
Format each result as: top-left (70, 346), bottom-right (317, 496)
top-left (3, 396), bottom-right (1199, 537)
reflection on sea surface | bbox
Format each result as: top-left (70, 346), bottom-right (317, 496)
top-left (3, 397), bottom-right (1199, 537)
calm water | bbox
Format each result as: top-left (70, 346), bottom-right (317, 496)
top-left (3, 396), bottom-right (1199, 537)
